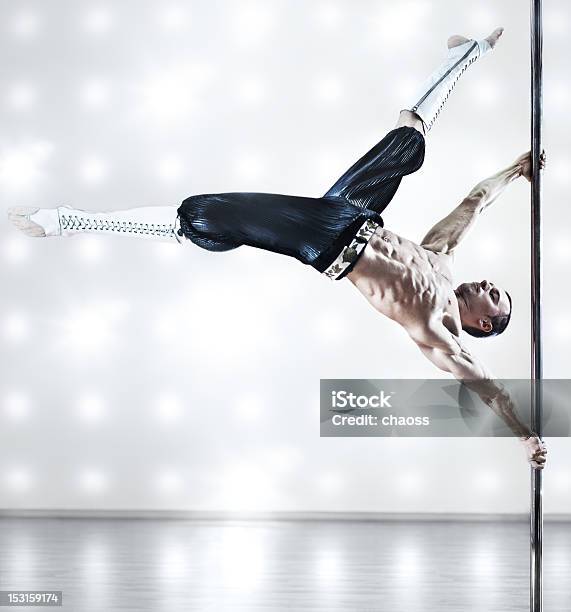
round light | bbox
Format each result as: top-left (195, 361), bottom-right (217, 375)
top-left (5, 467), bottom-right (32, 491)
top-left (76, 236), bottom-right (106, 262)
top-left (79, 157), bottom-right (108, 184)
top-left (78, 393), bottom-right (106, 424)
top-left (80, 469), bottom-right (107, 493)
top-left (80, 79), bottom-right (110, 109)
top-left (7, 83), bottom-right (36, 110)
top-left (158, 156), bottom-right (184, 181)
top-left (160, 6), bottom-right (189, 31)
top-left (233, 154), bottom-right (264, 181)
top-left (11, 11), bottom-right (40, 38)
top-left (83, 8), bottom-right (114, 35)
top-left (157, 470), bottom-right (183, 492)
top-left (313, 76), bottom-right (344, 103)
top-left (3, 237), bottom-right (30, 263)
top-left (3, 312), bottom-right (29, 342)
top-left (3, 392), bottom-right (30, 421)
top-left (234, 393), bottom-right (264, 421)
top-left (155, 393), bottom-right (184, 423)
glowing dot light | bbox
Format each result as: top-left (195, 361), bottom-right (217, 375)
top-left (153, 241), bottom-right (182, 261)
top-left (314, 311), bottom-right (347, 343)
top-left (375, 2), bottom-right (430, 45)
top-left (83, 7), bottom-right (114, 35)
top-left (219, 527), bottom-right (265, 591)
top-left (3, 312), bottom-right (29, 342)
top-left (218, 463), bottom-right (274, 511)
top-left (266, 447), bottom-right (303, 474)
top-left (79, 157), bottom-right (108, 184)
top-left (159, 547), bottom-right (188, 579)
top-left (158, 155), bottom-right (184, 181)
top-left (233, 154), bottom-right (265, 180)
top-left (76, 236), bottom-right (106, 262)
top-left (160, 6), bottom-right (189, 31)
top-left (313, 76), bottom-right (344, 103)
top-left (0, 141), bottom-right (53, 193)
top-left (315, 550), bottom-right (342, 583)
top-left (155, 393), bottom-right (184, 424)
top-left (60, 300), bottom-right (128, 354)
top-left (553, 234), bottom-right (571, 260)
top-left (551, 316), bottom-right (571, 342)
top-left (154, 311), bottom-right (177, 341)
top-left (5, 467), bottom-right (32, 491)
top-left (11, 11), bottom-right (40, 38)
top-left (545, 80), bottom-right (570, 111)
top-left (80, 469), bottom-right (107, 494)
top-left (157, 470), bottom-right (183, 493)
top-left (475, 471), bottom-right (501, 492)
top-left (80, 79), bottom-right (111, 109)
top-left (314, 4), bottom-right (344, 29)
top-left (394, 74), bottom-right (421, 101)
top-left (395, 545), bottom-right (421, 577)
top-left (471, 542), bottom-right (499, 579)
top-left (318, 472), bottom-right (343, 494)
top-left (471, 78), bottom-right (502, 107)
top-left (551, 158), bottom-right (571, 186)
top-left (7, 83), bottom-right (36, 111)
top-left (544, 8), bottom-right (569, 36)
top-left (236, 76), bottom-right (267, 106)
top-left (234, 393), bottom-right (264, 421)
top-left (3, 392), bottom-right (30, 422)
top-left (77, 393), bottom-right (106, 425)
top-left (468, 5), bottom-right (499, 29)
top-left (138, 63), bottom-right (213, 126)
top-left (3, 237), bottom-right (30, 263)
top-left (552, 470), bottom-right (571, 492)
top-left (398, 471), bottom-right (423, 495)
top-left (231, 4), bottom-right (275, 45)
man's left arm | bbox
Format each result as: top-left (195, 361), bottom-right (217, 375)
top-left (417, 339), bottom-right (547, 469)
top-left (420, 151), bottom-right (545, 255)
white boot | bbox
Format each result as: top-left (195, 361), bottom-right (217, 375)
top-left (7, 204), bottom-right (184, 244)
top-left (404, 37), bottom-right (493, 133)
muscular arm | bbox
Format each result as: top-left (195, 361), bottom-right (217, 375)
top-left (417, 339), bottom-right (547, 469)
top-left (420, 154), bottom-right (529, 255)
top-left (418, 341), bottom-right (530, 436)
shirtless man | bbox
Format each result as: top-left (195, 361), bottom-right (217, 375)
top-left (8, 28), bottom-right (547, 469)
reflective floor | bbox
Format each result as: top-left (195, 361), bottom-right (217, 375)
top-left (0, 518), bottom-right (570, 611)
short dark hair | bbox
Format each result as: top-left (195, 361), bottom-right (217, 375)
top-left (463, 291), bottom-right (512, 338)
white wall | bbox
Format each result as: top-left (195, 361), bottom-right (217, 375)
top-left (1, 0), bottom-right (570, 514)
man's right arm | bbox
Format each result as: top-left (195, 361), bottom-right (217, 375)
top-left (417, 340), bottom-right (547, 469)
top-left (419, 151), bottom-right (545, 255)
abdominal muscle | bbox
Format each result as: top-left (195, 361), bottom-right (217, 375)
top-left (346, 228), bottom-right (459, 339)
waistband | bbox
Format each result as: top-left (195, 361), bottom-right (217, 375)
top-left (322, 218), bottom-right (381, 281)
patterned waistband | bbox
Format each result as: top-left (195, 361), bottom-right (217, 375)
top-left (322, 218), bottom-right (381, 281)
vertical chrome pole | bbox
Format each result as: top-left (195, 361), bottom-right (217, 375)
top-left (530, 1), bottom-right (543, 611)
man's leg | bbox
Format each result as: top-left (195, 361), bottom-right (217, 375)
top-left (322, 28), bottom-right (504, 215)
top-left (7, 204), bottom-right (183, 244)
top-left (398, 28), bottom-right (504, 134)
top-left (8, 192), bottom-right (372, 273)
top-left (176, 192), bottom-right (370, 270)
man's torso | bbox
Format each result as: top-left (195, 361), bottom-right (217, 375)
top-left (346, 227), bottom-right (461, 349)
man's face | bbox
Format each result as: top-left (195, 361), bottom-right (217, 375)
top-left (455, 280), bottom-right (511, 333)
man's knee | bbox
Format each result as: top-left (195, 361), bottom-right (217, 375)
top-left (178, 195), bottom-right (241, 252)
top-left (395, 110), bottom-right (425, 134)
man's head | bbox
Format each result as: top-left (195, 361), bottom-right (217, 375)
top-left (455, 280), bottom-right (512, 338)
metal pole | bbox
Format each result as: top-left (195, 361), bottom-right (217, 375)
top-left (530, 1), bottom-right (543, 611)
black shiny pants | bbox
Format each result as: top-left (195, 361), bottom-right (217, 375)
top-left (177, 126), bottom-right (425, 276)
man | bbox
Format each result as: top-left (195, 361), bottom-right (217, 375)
top-left (8, 28), bottom-right (547, 468)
